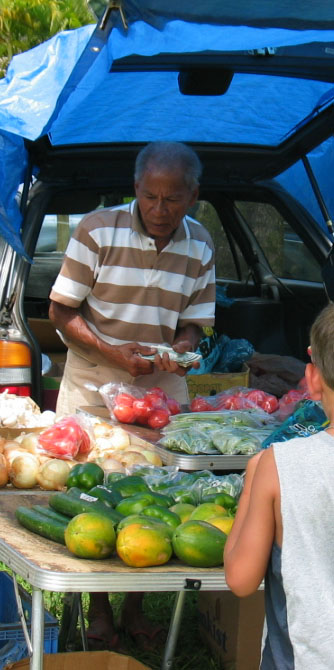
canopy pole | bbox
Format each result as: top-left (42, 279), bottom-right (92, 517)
top-left (302, 155), bottom-right (334, 238)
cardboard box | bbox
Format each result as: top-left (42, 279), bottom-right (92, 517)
top-left (9, 651), bottom-right (152, 670)
top-left (186, 364), bottom-right (249, 400)
top-left (197, 590), bottom-right (265, 670)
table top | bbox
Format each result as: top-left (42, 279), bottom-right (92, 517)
top-left (0, 493), bottom-right (228, 593)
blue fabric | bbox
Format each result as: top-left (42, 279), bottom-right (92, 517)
top-left (1, 10), bottom-right (334, 254)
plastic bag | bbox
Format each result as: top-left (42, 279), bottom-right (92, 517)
top-left (261, 399), bottom-right (328, 449)
top-left (97, 382), bottom-right (181, 428)
top-left (190, 386), bottom-right (279, 414)
top-left (37, 415), bottom-right (92, 459)
top-left (276, 381), bottom-right (310, 421)
top-left (214, 334), bottom-right (254, 373)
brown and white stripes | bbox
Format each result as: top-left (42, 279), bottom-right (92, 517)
top-left (50, 199), bottom-right (216, 347)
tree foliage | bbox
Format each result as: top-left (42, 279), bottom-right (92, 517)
top-left (0, 0), bottom-right (95, 77)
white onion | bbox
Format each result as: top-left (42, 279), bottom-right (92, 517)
top-left (96, 456), bottom-right (125, 473)
top-left (36, 459), bottom-right (71, 491)
top-left (0, 454), bottom-right (8, 487)
top-left (3, 444), bottom-right (27, 466)
top-left (10, 453), bottom-right (39, 488)
top-left (19, 432), bottom-right (41, 455)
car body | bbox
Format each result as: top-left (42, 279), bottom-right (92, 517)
top-left (1, 3), bottom-right (334, 407)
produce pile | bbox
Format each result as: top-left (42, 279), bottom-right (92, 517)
top-left (0, 402), bottom-right (165, 490)
top-left (15, 467), bottom-right (241, 568)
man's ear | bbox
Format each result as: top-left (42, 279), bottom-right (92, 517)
top-left (189, 186), bottom-right (199, 207)
top-left (305, 362), bottom-right (323, 401)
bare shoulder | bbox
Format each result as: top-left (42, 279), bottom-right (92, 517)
top-left (250, 447), bottom-right (280, 499)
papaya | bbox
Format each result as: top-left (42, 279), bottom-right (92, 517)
top-left (169, 502), bottom-right (196, 523)
top-left (116, 514), bottom-right (174, 538)
top-left (64, 512), bottom-right (116, 559)
top-left (189, 502), bottom-right (227, 521)
top-left (117, 522), bottom-right (172, 567)
top-left (208, 516), bottom-right (234, 535)
top-left (172, 520), bottom-right (227, 567)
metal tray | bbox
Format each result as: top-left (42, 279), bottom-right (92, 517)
top-left (155, 444), bottom-right (250, 470)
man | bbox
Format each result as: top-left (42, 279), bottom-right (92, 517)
top-left (49, 141), bottom-right (216, 651)
top-left (224, 302), bottom-right (334, 669)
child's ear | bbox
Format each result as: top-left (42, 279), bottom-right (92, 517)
top-left (305, 362), bottom-right (323, 401)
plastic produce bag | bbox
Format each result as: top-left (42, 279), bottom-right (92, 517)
top-left (96, 382), bottom-right (180, 428)
top-left (261, 399), bottom-right (328, 449)
top-left (190, 387), bottom-right (279, 415)
top-left (37, 415), bottom-right (92, 459)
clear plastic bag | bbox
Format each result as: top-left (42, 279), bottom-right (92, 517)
top-left (190, 386), bottom-right (279, 414)
top-left (37, 415), bottom-right (92, 459)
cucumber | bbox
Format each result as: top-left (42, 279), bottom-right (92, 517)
top-left (15, 506), bottom-right (66, 545)
top-left (49, 491), bottom-right (124, 525)
top-left (32, 505), bottom-right (70, 525)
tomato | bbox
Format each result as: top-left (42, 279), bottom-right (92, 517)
top-left (166, 397), bottom-right (181, 415)
top-left (78, 429), bottom-right (91, 454)
top-left (261, 395), bottom-right (279, 413)
top-left (38, 417), bottom-right (88, 459)
top-left (113, 403), bottom-right (137, 423)
top-left (146, 387), bottom-right (168, 401)
top-left (245, 389), bottom-right (266, 405)
top-left (190, 397), bottom-right (213, 412)
top-left (132, 399), bottom-right (152, 425)
top-left (114, 393), bottom-right (135, 406)
top-left (144, 393), bottom-right (167, 409)
top-left (147, 408), bottom-right (170, 429)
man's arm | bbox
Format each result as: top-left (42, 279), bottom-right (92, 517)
top-left (48, 300), bottom-right (156, 376)
top-left (223, 448), bottom-right (278, 597)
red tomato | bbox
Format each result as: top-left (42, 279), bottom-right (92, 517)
top-left (147, 408), bottom-right (170, 429)
top-left (38, 417), bottom-right (86, 459)
top-left (166, 397), bottom-right (181, 415)
top-left (132, 399), bottom-right (153, 425)
top-left (78, 429), bottom-right (91, 454)
top-left (261, 395), bottom-right (279, 413)
top-left (190, 397), bottom-right (213, 412)
top-left (245, 389), bottom-right (266, 405)
top-left (144, 393), bottom-right (167, 409)
top-left (113, 403), bottom-right (137, 424)
top-left (146, 387), bottom-right (168, 401)
top-left (114, 393), bottom-right (135, 406)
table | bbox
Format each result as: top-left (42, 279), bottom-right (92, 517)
top-left (0, 493), bottom-right (229, 670)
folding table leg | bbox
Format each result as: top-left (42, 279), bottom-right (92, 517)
top-left (30, 587), bottom-right (44, 670)
top-left (161, 590), bottom-right (186, 670)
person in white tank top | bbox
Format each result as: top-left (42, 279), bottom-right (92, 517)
top-left (224, 301), bottom-right (334, 670)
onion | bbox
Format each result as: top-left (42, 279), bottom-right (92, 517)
top-left (19, 432), bottom-right (41, 455)
top-left (3, 444), bottom-right (27, 466)
top-left (36, 459), bottom-right (71, 491)
top-left (120, 451), bottom-right (150, 467)
top-left (96, 456), bottom-right (125, 472)
top-left (0, 437), bottom-right (7, 453)
top-left (0, 454), bottom-right (8, 487)
top-left (9, 453), bottom-right (39, 488)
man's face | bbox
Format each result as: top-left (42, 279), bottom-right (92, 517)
top-left (135, 167), bottom-right (198, 240)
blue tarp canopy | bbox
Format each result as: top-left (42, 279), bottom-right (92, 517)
top-left (1, 1), bottom-right (334, 255)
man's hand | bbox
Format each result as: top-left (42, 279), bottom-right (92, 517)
top-left (110, 343), bottom-right (156, 376)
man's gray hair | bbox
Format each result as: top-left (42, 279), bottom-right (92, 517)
top-left (134, 141), bottom-right (202, 190)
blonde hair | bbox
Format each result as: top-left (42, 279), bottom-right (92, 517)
top-left (310, 302), bottom-right (334, 389)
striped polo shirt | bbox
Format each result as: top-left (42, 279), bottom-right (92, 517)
top-left (50, 199), bottom-right (216, 350)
